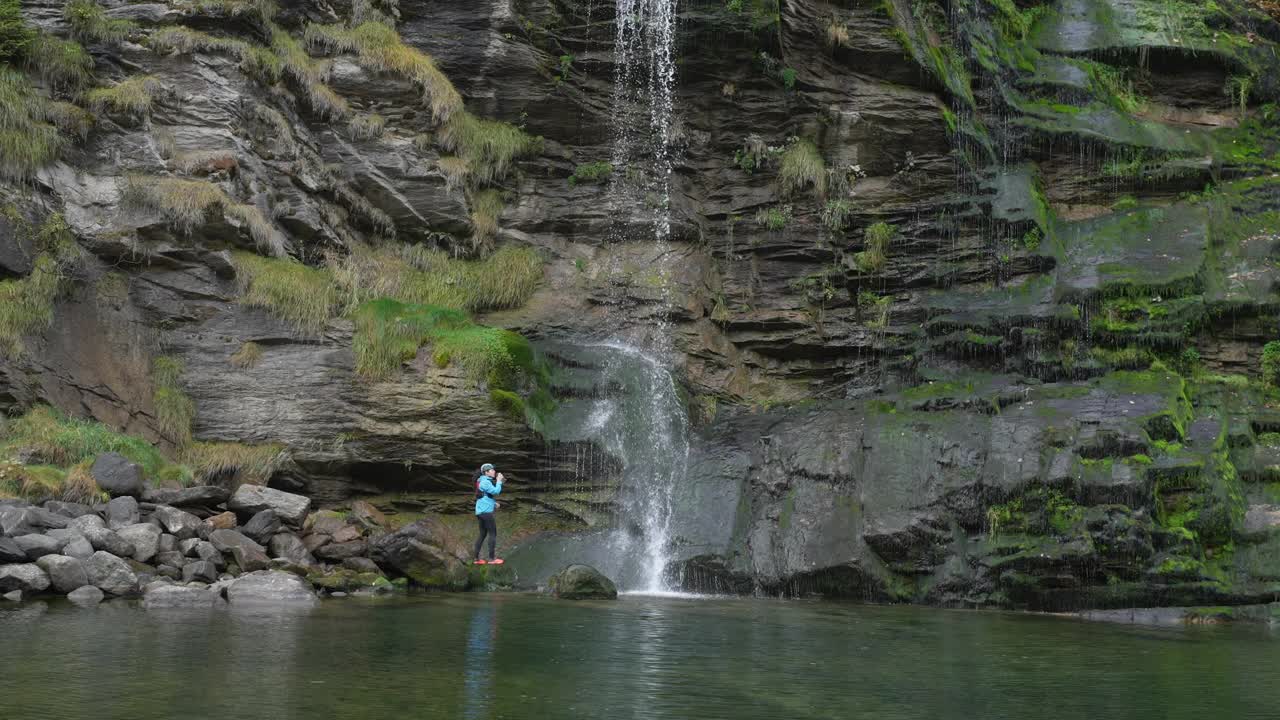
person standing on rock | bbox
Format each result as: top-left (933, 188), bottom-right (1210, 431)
top-left (473, 463), bottom-right (504, 565)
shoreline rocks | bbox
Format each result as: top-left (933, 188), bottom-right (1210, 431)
top-left (548, 565), bottom-right (618, 600)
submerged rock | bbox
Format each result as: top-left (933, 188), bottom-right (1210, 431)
top-left (143, 584), bottom-right (220, 609)
top-left (66, 585), bottom-right (104, 606)
top-left (548, 565), bottom-right (618, 600)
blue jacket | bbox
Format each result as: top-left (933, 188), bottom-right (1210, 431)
top-left (475, 477), bottom-right (502, 515)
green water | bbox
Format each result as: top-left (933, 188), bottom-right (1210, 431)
top-left (2, 594), bottom-right (1278, 719)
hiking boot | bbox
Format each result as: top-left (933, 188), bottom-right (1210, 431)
top-left (474, 559), bottom-right (488, 565)
top-left (489, 558), bottom-right (505, 565)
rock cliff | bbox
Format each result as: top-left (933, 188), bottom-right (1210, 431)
top-left (3, 0), bottom-right (1280, 608)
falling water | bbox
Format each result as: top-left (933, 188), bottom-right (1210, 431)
top-left (604, 0), bottom-right (686, 593)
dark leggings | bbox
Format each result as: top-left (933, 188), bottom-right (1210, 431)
top-left (474, 512), bottom-right (497, 560)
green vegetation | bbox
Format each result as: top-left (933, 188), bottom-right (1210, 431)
top-left (854, 221), bottom-right (895, 273)
top-left (780, 67), bottom-right (796, 89)
top-left (305, 20), bottom-right (462, 122)
top-left (987, 487), bottom-right (1083, 536)
top-left (857, 290), bottom-right (891, 328)
top-left (0, 67), bottom-right (65, 178)
top-left (181, 440), bottom-right (286, 485)
top-left (437, 110), bottom-right (542, 187)
top-left (232, 252), bottom-right (340, 336)
top-left (779, 138), bottom-right (825, 198)
top-left (821, 199), bottom-right (852, 233)
top-left (333, 244), bottom-right (542, 314)
top-left (755, 204), bottom-right (792, 231)
top-left (0, 211), bottom-right (79, 356)
top-left (734, 135), bottom-right (770, 173)
top-left (1085, 61), bottom-right (1144, 115)
top-left (86, 75), bottom-right (162, 117)
top-left (569, 161), bottom-right (612, 186)
top-left (122, 175), bottom-right (285, 256)
top-left (25, 32), bottom-right (93, 91)
top-left (229, 341), bottom-right (263, 369)
top-left (1263, 340), bottom-right (1280, 386)
top-left (149, 26), bottom-right (282, 84)
top-left (152, 356), bottom-right (195, 446)
top-left (0, 0), bottom-right (33, 61)
top-left (64, 0), bottom-right (135, 46)
top-left (350, 299), bottom-right (543, 386)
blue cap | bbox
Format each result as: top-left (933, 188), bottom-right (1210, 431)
top-left (480, 463), bottom-right (495, 472)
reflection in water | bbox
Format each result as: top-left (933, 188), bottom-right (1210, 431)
top-left (3, 595), bottom-right (1279, 720)
top-left (462, 602), bottom-right (499, 720)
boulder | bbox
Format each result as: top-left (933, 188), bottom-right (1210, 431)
top-left (179, 538), bottom-right (202, 556)
top-left (83, 551), bottom-right (138, 595)
top-left (182, 560), bottom-right (219, 583)
top-left (208, 529), bottom-right (265, 555)
top-left (155, 551), bottom-right (187, 568)
top-left (0, 563), bottom-right (51, 593)
top-left (156, 565), bottom-right (182, 581)
top-left (304, 511), bottom-right (347, 536)
top-left (315, 540), bottom-right (367, 562)
top-left (230, 544), bottom-right (270, 573)
top-left (205, 511), bottom-right (238, 530)
top-left (142, 486), bottom-right (230, 507)
top-left (143, 584), bottom-right (219, 609)
top-left (371, 518), bottom-right (468, 590)
top-left (194, 541), bottom-right (224, 567)
top-left (301, 534), bottom-right (331, 553)
top-left (14, 534), bottom-right (62, 560)
top-left (43, 501), bottom-right (95, 518)
top-left (151, 506), bottom-right (203, 540)
top-left (226, 570), bottom-right (318, 606)
top-left (0, 536), bottom-right (26, 563)
top-left (35, 554), bottom-right (89, 593)
top-left (158, 534), bottom-right (178, 554)
top-left (105, 496), bottom-right (140, 529)
top-left (67, 585), bottom-right (104, 606)
top-left (548, 565), bottom-right (618, 600)
top-left (228, 485), bottom-right (310, 526)
top-left (90, 453), bottom-right (145, 498)
top-left (268, 533), bottom-right (316, 567)
top-left (62, 536), bottom-right (95, 560)
top-left (341, 557), bottom-right (381, 574)
top-left (1, 506), bottom-right (69, 536)
top-left (332, 525), bottom-right (362, 543)
top-left (75, 522), bottom-right (135, 558)
top-left (2, 590), bottom-right (21, 602)
top-left (116, 523), bottom-right (161, 563)
top-left (350, 500), bottom-right (386, 527)
top-left (242, 509), bottom-right (282, 543)
top-left (67, 515), bottom-right (105, 533)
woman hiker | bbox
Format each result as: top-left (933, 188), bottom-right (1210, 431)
top-left (473, 463), bottom-right (504, 565)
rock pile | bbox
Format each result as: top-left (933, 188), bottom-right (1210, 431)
top-left (0, 455), bottom-right (483, 606)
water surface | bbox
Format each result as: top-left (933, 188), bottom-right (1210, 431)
top-left (3, 594), bottom-right (1278, 719)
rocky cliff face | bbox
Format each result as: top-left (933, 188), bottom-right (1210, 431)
top-left (3, 0), bottom-right (1280, 609)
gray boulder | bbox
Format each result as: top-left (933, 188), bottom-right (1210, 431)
top-left (228, 485), bottom-right (310, 526)
top-left (226, 570), bottom-right (318, 606)
top-left (90, 453), bottom-right (145, 498)
top-left (230, 544), bottom-right (270, 572)
top-left (242, 510), bottom-right (282, 543)
top-left (182, 561), bottom-right (219, 583)
top-left (315, 540), bottom-right (367, 563)
top-left (342, 557), bottom-right (381, 574)
top-left (67, 585), bottom-right (105, 606)
top-left (105, 496), bottom-right (140, 529)
top-left (68, 515), bottom-right (106, 533)
top-left (0, 536), bottom-right (26, 563)
top-left (158, 534), bottom-right (178, 554)
top-left (142, 486), bottom-right (230, 507)
top-left (74, 521), bottom-right (135, 558)
top-left (1, 506), bottom-right (69, 536)
top-left (155, 551), bottom-right (187, 568)
top-left (179, 538), bottom-right (202, 556)
top-left (151, 506), bottom-right (203, 540)
top-left (0, 563), bottom-right (51, 593)
top-left (84, 551), bottom-right (138, 595)
top-left (116, 523), bottom-right (161, 563)
top-left (14, 534), bottom-right (62, 560)
top-left (62, 536), bottom-right (95, 560)
top-left (208, 529), bottom-right (265, 555)
top-left (548, 565), bottom-right (618, 600)
top-left (143, 584), bottom-right (219, 609)
top-left (35, 554), bottom-right (89, 593)
top-left (43, 501), bottom-right (94, 518)
top-left (195, 541), bottom-right (224, 568)
top-left (1, 589), bottom-right (21, 602)
top-left (370, 518), bottom-right (468, 590)
top-left (269, 533), bottom-right (317, 567)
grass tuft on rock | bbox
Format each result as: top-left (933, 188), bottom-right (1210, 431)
top-left (304, 20), bottom-right (462, 122)
top-left (779, 138), bottom-right (825, 199)
top-left (332, 243), bottom-right (542, 314)
top-left (854, 221), bottom-right (895, 273)
top-left (180, 440), bottom-right (286, 485)
top-left (152, 356), bottom-right (195, 446)
top-left (122, 175), bottom-right (285, 256)
top-left (437, 111), bottom-right (542, 186)
top-left (0, 0), bottom-right (34, 62)
top-left (347, 112), bottom-right (385, 140)
top-left (229, 340), bottom-right (263, 368)
top-left (0, 211), bottom-right (80, 356)
top-left (64, 0), bottom-right (135, 46)
top-left (468, 188), bottom-right (504, 245)
top-left (25, 32), bottom-right (93, 91)
top-left (0, 405), bottom-right (169, 477)
top-left (86, 75), bottom-right (162, 117)
top-left (0, 67), bottom-right (65, 179)
top-left (232, 251), bottom-right (339, 336)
